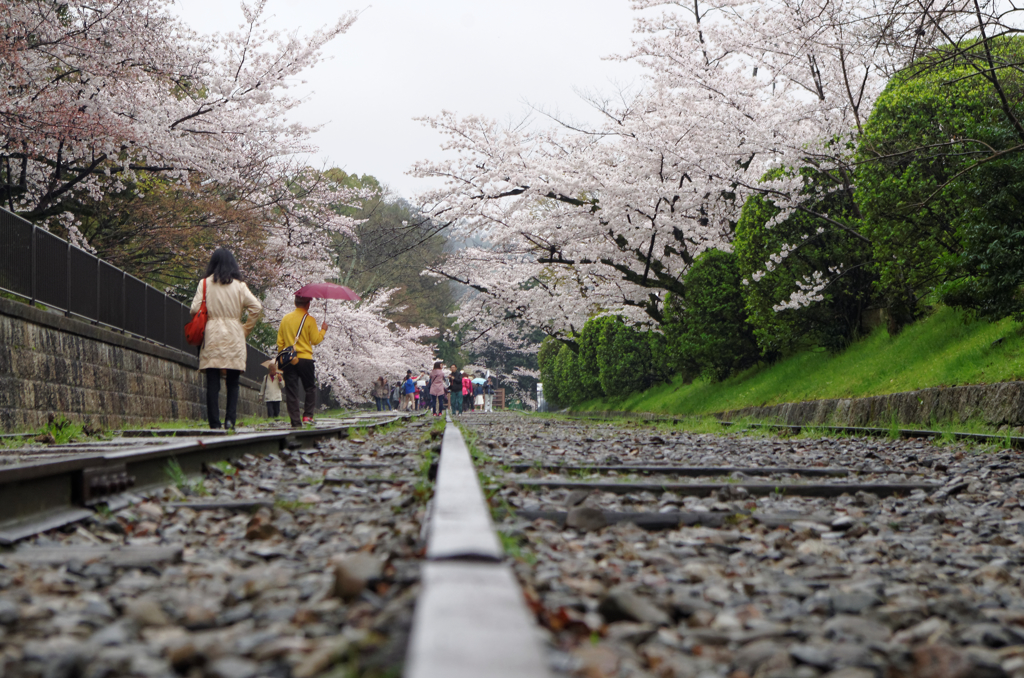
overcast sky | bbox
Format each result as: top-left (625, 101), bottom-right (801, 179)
top-left (173, 0), bottom-right (644, 203)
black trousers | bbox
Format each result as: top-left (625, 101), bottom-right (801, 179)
top-left (206, 369), bottom-right (240, 429)
top-left (267, 401), bottom-right (281, 417)
top-left (283, 358), bottom-right (316, 426)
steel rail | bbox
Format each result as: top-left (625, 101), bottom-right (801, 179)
top-left (564, 409), bottom-right (1023, 447)
top-left (506, 463), bottom-right (855, 476)
top-left (0, 413), bottom-right (419, 545)
top-left (514, 478), bottom-right (938, 497)
top-left (404, 415), bottom-right (552, 678)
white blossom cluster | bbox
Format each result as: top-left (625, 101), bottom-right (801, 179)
top-left (772, 267), bottom-right (843, 311)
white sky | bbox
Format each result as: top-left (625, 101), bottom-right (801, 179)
top-left (172, 0), bottom-right (644, 203)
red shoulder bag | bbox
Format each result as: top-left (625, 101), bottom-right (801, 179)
top-left (185, 278), bottom-right (208, 347)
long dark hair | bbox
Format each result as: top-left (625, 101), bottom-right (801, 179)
top-left (204, 248), bottom-right (242, 284)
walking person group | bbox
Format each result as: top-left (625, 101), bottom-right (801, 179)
top-left (190, 248), bottom-right (330, 430)
top-left (190, 247), bottom-right (500, 429)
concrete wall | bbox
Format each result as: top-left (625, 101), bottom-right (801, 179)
top-left (718, 381), bottom-right (1024, 430)
top-left (0, 297), bottom-right (261, 432)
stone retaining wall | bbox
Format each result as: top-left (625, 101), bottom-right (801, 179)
top-left (718, 381), bottom-right (1024, 429)
top-left (0, 297), bottom-right (261, 432)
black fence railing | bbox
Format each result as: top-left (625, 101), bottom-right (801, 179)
top-left (0, 208), bottom-right (268, 383)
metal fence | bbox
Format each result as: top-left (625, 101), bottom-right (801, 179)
top-left (0, 208), bottom-right (268, 383)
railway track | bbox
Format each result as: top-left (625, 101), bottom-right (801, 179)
top-left (569, 408), bottom-right (1024, 450)
top-left (461, 413), bottom-right (1024, 678)
top-left (0, 412), bottom-right (415, 544)
top-left (3, 411), bottom-right (1024, 677)
top-left (0, 410), bottom-right (434, 678)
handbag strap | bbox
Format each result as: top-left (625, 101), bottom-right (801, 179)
top-left (290, 313), bottom-right (308, 350)
top-left (200, 278), bottom-right (207, 309)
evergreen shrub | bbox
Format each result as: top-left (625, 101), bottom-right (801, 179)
top-left (678, 249), bottom-right (760, 381)
top-left (856, 37), bottom-right (1024, 325)
top-left (733, 174), bottom-right (874, 356)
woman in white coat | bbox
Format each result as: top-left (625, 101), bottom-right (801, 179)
top-left (190, 248), bottom-right (262, 429)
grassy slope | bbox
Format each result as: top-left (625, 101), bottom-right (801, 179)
top-left (579, 306), bottom-right (1024, 416)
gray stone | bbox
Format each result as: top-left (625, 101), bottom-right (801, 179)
top-left (82, 598), bottom-right (116, 620)
top-left (822, 614), bottom-right (891, 644)
top-left (206, 656), bottom-right (261, 678)
top-left (0, 598), bottom-right (19, 625)
top-left (599, 587), bottom-right (671, 626)
top-left (603, 621), bottom-right (655, 645)
top-left (89, 621), bottom-right (135, 646)
top-left (959, 622), bottom-right (1015, 648)
top-left (124, 598), bottom-right (170, 627)
top-left (831, 591), bottom-right (883, 615)
top-left (790, 643), bottom-right (834, 669)
top-left (565, 489), bottom-right (591, 507)
top-left (566, 506), bottom-right (608, 532)
top-left (734, 639), bottom-right (789, 674)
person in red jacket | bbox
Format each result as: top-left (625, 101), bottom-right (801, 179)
top-left (462, 374), bottom-right (473, 412)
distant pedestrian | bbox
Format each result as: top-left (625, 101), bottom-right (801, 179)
top-left (373, 376), bottom-right (391, 411)
top-left (390, 380), bottom-right (401, 410)
top-left (260, 362), bottom-right (284, 418)
top-left (483, 377), bottom-right (495, 412)
top-left (416, 371), bottom-right (427, 410)
top-left (276, 295), bottom-right (328, 427)
top-left (473, 378), bottom-right (484, 410)
top-left (449, 364), bottom-right (464, 415)
top-left (462, 373), bottom-right (473, 412)
top-left (190, 248), bottom-right (262, 430)
top-left (402, 370), bottom-right (416, 410)
top-left (429, 361), bottom-right (446, 416)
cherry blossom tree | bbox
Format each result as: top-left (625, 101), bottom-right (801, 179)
top-left (0, 0), bottom-right (355, 248)
top-left (412, 0), bottom-right (978, 345)
top-left (0, 0), bottom-right (441, 402)
top-left (252, 173), bottom-right (436, 403)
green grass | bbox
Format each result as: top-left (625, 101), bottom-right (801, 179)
top-left (579, 306), bottom-right (1024, 418)
top-left (498, 531), bottom-right (537, 564)
top-left (164, 458), bottom-right (209, 496)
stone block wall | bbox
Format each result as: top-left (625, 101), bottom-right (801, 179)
top-left (718, 381), bottom-right (1024, 429)
top-left (0, 297), bottom-right (261, 432)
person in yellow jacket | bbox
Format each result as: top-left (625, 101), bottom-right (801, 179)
top-left (276, 295), bottom-right (328, 427)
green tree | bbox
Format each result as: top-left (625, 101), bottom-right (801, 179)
top-left (577, 316), bottom-right (612, 400)
top-left (554, 344), bottom-right (584, 406)
top-left (734, 174), bottom-right (875, 356)
top-left (856, 37), bottom-right (1024, 325)
top-left (537, 336), bottom-right (563, 408)
top-left (324, 169), bottom-right (458, 343)
top-left (678, 249), bottom-right (760, 380)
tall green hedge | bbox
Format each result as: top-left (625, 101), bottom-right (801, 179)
top-left (537, 314), bottom-right (673, 407)
top-left (734, 174), bottom-right (874, 356)
top-left (856, 37), bottom-right (1024, 324)
top-left (537, 336), bottom-right (562, 407)
top-left (677, 249), bottom-right (761, 381)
